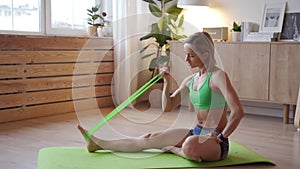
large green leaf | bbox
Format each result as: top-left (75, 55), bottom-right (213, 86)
top-left (142, 0), bottom-right (156, 5)
top-left (91, 7), bottom-right (99, 12)
top-left (168, 24), bottom-right (176, 34)
top-left (154, 34), bottom-right (171, 47)
top-left (168, 14), bottom-right (178, 22)
top-left (175, 34), bottom-right (187, 40)
top-left (151, 23), bottom-right (171, 47)
top-left (87, 9), bottom-right (93, 14)
top-left (157, 18), bottom-right (164, 32)
top-left (149, 4), bottom-right (162, 17)
top-left (157, 16), bottom-right (169, 32)
top-left (166, 4), bottom-right (183, 17)
top-left (178, 15), bottom-right (184, 27)
top-left (140, 32), bottom-right (154, 41)
top-left (91, 15), bottom-right (99, 20)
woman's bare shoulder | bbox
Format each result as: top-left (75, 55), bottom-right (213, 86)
top-left (211, 67), bottom-right (230, 85)
top-left (212, 67), bottom-right (227, 77)
top-left (181, 74), bottom-right (194, 88)
top-left (184, 74), bottom-right (194, 82)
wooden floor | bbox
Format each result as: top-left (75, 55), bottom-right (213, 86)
top-left (0, 104), bottom-right (299, 169)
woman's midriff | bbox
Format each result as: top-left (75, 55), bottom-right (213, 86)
top-left (196, 108), bottom-right (227, 133)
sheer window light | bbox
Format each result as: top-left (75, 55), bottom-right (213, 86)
top-left (47, 0), bottom-right (95, 36)
top-left (0, 0), bottom-right (41, 32)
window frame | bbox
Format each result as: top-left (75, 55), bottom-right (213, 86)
top-left (0, 0), bottom-right (101, 37)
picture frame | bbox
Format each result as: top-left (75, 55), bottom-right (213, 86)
top-left (259, 2), bottom-right (286, 32)
top-left (281, 12), bottom-right (300, 40)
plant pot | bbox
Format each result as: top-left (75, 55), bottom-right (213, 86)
top-left (231, 31), bottom-right (241, 42)
top-left (102, 25), bottom-right (113, 37)
top-left (97, 27), bottom-right (103, 37)
top-left (87, 26), bottom-right (98, 36)
top-left (148, 83), bottom-right (163, 108)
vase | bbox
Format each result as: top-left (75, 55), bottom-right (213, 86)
top-left (231, 31), bottom-right (241, 42)
top-left (87, 26), bottom-right (97, 36)
top-left (102, 25), bottom-right (113, 37)
top-left (97, 27), bottom-right (103, 37)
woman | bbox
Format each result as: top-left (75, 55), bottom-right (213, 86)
top-left (78, 32), bottom-right (244, 162)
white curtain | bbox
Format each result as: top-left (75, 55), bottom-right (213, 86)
top-left (112, 0), bottom-right (151, 106)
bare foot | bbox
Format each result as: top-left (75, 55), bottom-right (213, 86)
top-left (77, 124), bottom-right (103, 152)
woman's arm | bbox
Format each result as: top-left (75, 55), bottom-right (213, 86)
top-left (161, 74), bottom-right (191, 112)
top-left (213, 71), bottom-right (244, 138)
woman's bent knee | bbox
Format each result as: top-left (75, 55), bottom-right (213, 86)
top-left (182, 135), bottom-right (221, 161)
top-left (182, 136), bottom-right (203, 161)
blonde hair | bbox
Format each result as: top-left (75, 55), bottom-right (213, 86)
top-left (184, 32), bottom-right (216, 71)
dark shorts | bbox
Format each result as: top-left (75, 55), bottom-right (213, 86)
top-left (190, 125), bottom-right (229, 160)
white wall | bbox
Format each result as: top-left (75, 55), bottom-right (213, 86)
top-left (212, 0), bottom-right (300, 26)
top-left (183, 0), bottom-right (300, 34)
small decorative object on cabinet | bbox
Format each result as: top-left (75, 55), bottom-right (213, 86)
top-left (260, 1), bottom-right (286, 33)
top-left (203, 27), bottom-right (228, 41)
top-left (281, 12), bottom-right (300, 41)
top-left (231, 21), bottom-right (241, 42)
top-left (102, 23), bottom-right (113, 37)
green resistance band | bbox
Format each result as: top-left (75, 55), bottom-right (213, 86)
top-left (84, 74), bottom-right (163, 140)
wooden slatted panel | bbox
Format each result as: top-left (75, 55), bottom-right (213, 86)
top-left (0, 74), bottom-right (113, 94)
top-left (0, 86), bottom-right (112, 108)
top-left (0, 97), bottom-right (114, 123)
top-left (0, 63), bottom-right (113, 79)
top-left (0, 35), bottom-right (113, 50)
top-left (0, 66), bottom-right (24, 79)
top-left (0, 35), bottom-right (114, 123)
top-left (0, 51), bottom-right (113, 64)
top-left (27, 62), bottom-right (113, 77)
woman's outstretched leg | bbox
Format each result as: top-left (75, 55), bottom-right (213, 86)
top-left (77, 124), bottom-right (104, 152)
top-left (77, 124), bottom-right (190, 152)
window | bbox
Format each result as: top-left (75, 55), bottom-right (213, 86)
top-left (0, 0), bottom-right (101, 36)
top-left (0, 0), bottom-right (41, 32)
top-left (46, 0), bottom-right (95, 36)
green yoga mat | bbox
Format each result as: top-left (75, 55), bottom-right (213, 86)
top-left (38, 141), bottom-right (275, 169)
top-left (38, 141), bottom-right (274, 169)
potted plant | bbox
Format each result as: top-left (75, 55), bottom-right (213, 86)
top-left (231, 21), bottom-right (241, 42)
top-left (86, 5), bottom-right (107, 36)
top-left (139, 0), bottom-right (186, 80)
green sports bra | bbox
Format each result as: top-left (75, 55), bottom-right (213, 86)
top-left (189, 69), bottom-right (227, 110)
